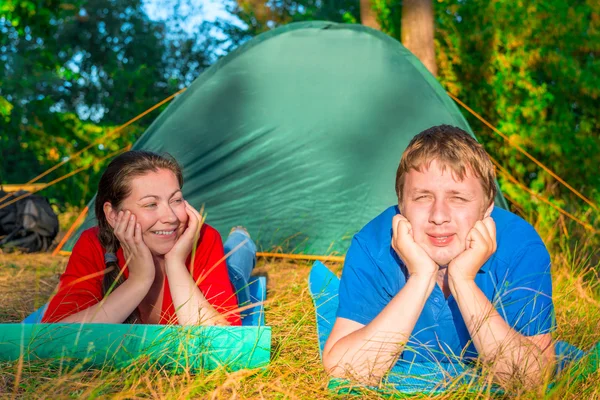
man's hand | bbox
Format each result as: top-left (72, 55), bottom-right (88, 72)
top-left (448, 217), bottom-right (497, 283)
top-left (391, 214), bottom-right (438, 280)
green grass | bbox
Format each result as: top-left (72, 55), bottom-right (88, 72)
top-left (0, 239), bottom-right (598, 399)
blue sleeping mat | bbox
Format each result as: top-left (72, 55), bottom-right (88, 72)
top-left (0, 277), bottom-right (269, 372)
top-left (308, 261), bottom-right (596, 394)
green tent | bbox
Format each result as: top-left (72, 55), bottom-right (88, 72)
top-left (64, 21), bottom-right (507, 256)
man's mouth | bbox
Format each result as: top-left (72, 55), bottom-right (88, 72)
top-left (427, 233), bottom-right (454, 246)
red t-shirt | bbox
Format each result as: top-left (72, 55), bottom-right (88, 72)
top-left (43, 224), bottom-right (241, 325)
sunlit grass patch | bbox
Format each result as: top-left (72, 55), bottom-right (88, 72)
top-left (0, 243), bottom-right (598, 398)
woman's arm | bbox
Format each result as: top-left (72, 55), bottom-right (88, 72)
top-left (164, 259), bottom-right (228, 325)
top-left (44, 212), bottom-right (156, 324)
top-left (58, 276), bottom-right (153, 323)
top-left (165, 202), bottom-right (231, 325)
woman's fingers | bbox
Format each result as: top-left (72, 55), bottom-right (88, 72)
top-left (133, 222), bottom-right (142, 244)
top-left (124, 212), bottom-right (136, 242)
top-left (113, 210), bottom-right (125, 239)
top-left (185, 201), bottom-right (201, 224)
top-left (184, 201), bottom-right (201, 237)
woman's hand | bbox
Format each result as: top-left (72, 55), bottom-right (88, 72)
top-left (165, 201), bottom-right (202, 265)
top-left (113, 210), bottom-right (155, 285)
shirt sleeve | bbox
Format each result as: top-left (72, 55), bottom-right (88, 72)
top-left (337, 236), bottom-right (394, 326)
top-left (190, 224), bottom-right (241, 326)
top-left (42, 230), bottom-right (105, 322)
top-left (494, 242), bottom-right (554, 336)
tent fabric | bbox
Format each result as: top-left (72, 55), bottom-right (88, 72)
top-left (4, 277), bottom-right (269, 371)
top-left (307, 261), bottom-right (596, 394)
top-left (64, 21), bottom-right (507, 255)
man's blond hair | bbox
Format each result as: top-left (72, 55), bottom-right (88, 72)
top-left (395, 125), bottom-right (497, 207)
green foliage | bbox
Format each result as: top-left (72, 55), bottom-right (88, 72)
top-left (2, 0), bottom-right (598, 260)
top-left (0, 0), bottom-right (216, 209)
top-left (433, 0), bottom-right (600, 253)
top-left (0, 96), bottom-right (13, 120)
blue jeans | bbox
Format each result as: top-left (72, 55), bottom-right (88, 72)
top-left (224, 229), bottom-right (257, 307)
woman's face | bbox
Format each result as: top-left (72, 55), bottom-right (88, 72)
top-left (107, 168), bottom-right (188, 256)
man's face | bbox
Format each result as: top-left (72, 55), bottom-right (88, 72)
top-left (400, 160), bottom-right (493, 266)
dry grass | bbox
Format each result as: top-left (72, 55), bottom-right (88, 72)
top-left (0, 246), bottom-right (598, 399)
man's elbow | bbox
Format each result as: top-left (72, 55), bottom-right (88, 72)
top-left (322, 352), bottom-right (385, 386)
top-left (322, 350), bottom-right (344, 378)
top-left (487, 353), bottom-right (555, 390)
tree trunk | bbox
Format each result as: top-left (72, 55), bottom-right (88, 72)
top-left (401, 0), bottom-right (437, 76)
top-left (360, 0), bottom-right (380, 30)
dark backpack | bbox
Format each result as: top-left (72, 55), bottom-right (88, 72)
top-left (0, 189), bottom-right (59, 253)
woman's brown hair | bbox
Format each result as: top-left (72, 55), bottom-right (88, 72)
top-left (94, 150), bottom-right (183, 323)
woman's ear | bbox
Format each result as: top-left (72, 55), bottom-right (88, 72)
top-left (104, 202), bottom-right (118, 228)
top-left (484, 201), bottom-right (495, 219)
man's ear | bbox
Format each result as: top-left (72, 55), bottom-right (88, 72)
top-left (484, 201), bottom-right (495, 219)
top-left (104, 202), bottom-right (118, 228)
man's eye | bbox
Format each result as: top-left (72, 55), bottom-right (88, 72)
top-left (452, 197), bottom-right (468, 202)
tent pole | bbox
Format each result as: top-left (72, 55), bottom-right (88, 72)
top-left (52, 206), bottom-right (89, 256)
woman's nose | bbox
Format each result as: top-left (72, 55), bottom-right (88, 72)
top-left (160, 203), bottom-right (179, 223)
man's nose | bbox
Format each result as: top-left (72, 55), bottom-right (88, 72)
top-left (429, 198), bottom-right (451, 225)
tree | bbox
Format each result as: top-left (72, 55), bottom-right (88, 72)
top-left (0, 0), bottom-right (218, 207)
top-left (360, 0), bottom-right (380, 30)
top-left (401, 0), bottom-right (437, 76)
top-left (433, 0), bottom-right (600, 237)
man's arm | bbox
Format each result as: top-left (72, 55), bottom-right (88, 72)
top-left (448, 218), bottom-right (555, 388)
top-left (323, 274), bottom-right (435, 384)
top-left (449, 278), bottom-right (554, 387)
top-left (323, 214), bottom-right (438, 384)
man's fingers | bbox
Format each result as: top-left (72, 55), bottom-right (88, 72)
top-left (474, 221), bottom-right (489, 243)
top-left (474, 220), bottom-right (494, 253)
top-left (466, 226), bottom-right (483, 250)
top-left (482, 217), bottom-right (497, 252)
top-left (398, 219), bottom-right (412, 238)
top-left (392, 215), bottom-right (401, 243)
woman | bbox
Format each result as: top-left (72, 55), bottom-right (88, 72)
top-left (42, 150), bottom-right (256, 325)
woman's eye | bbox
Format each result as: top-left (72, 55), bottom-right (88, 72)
top-left (143, 203), bottom-right (157, 208)
top-left (172, 198), bottom-right (184, 204)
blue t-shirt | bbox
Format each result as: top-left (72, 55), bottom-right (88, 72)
top-left (337, 206), bottom-right (554, 364)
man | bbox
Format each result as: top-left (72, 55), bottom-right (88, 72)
top-left (323, 125), bottom-right (555, 388)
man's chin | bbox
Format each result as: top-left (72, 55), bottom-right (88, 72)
top-left (428, 251), bottom-right (457, 268)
